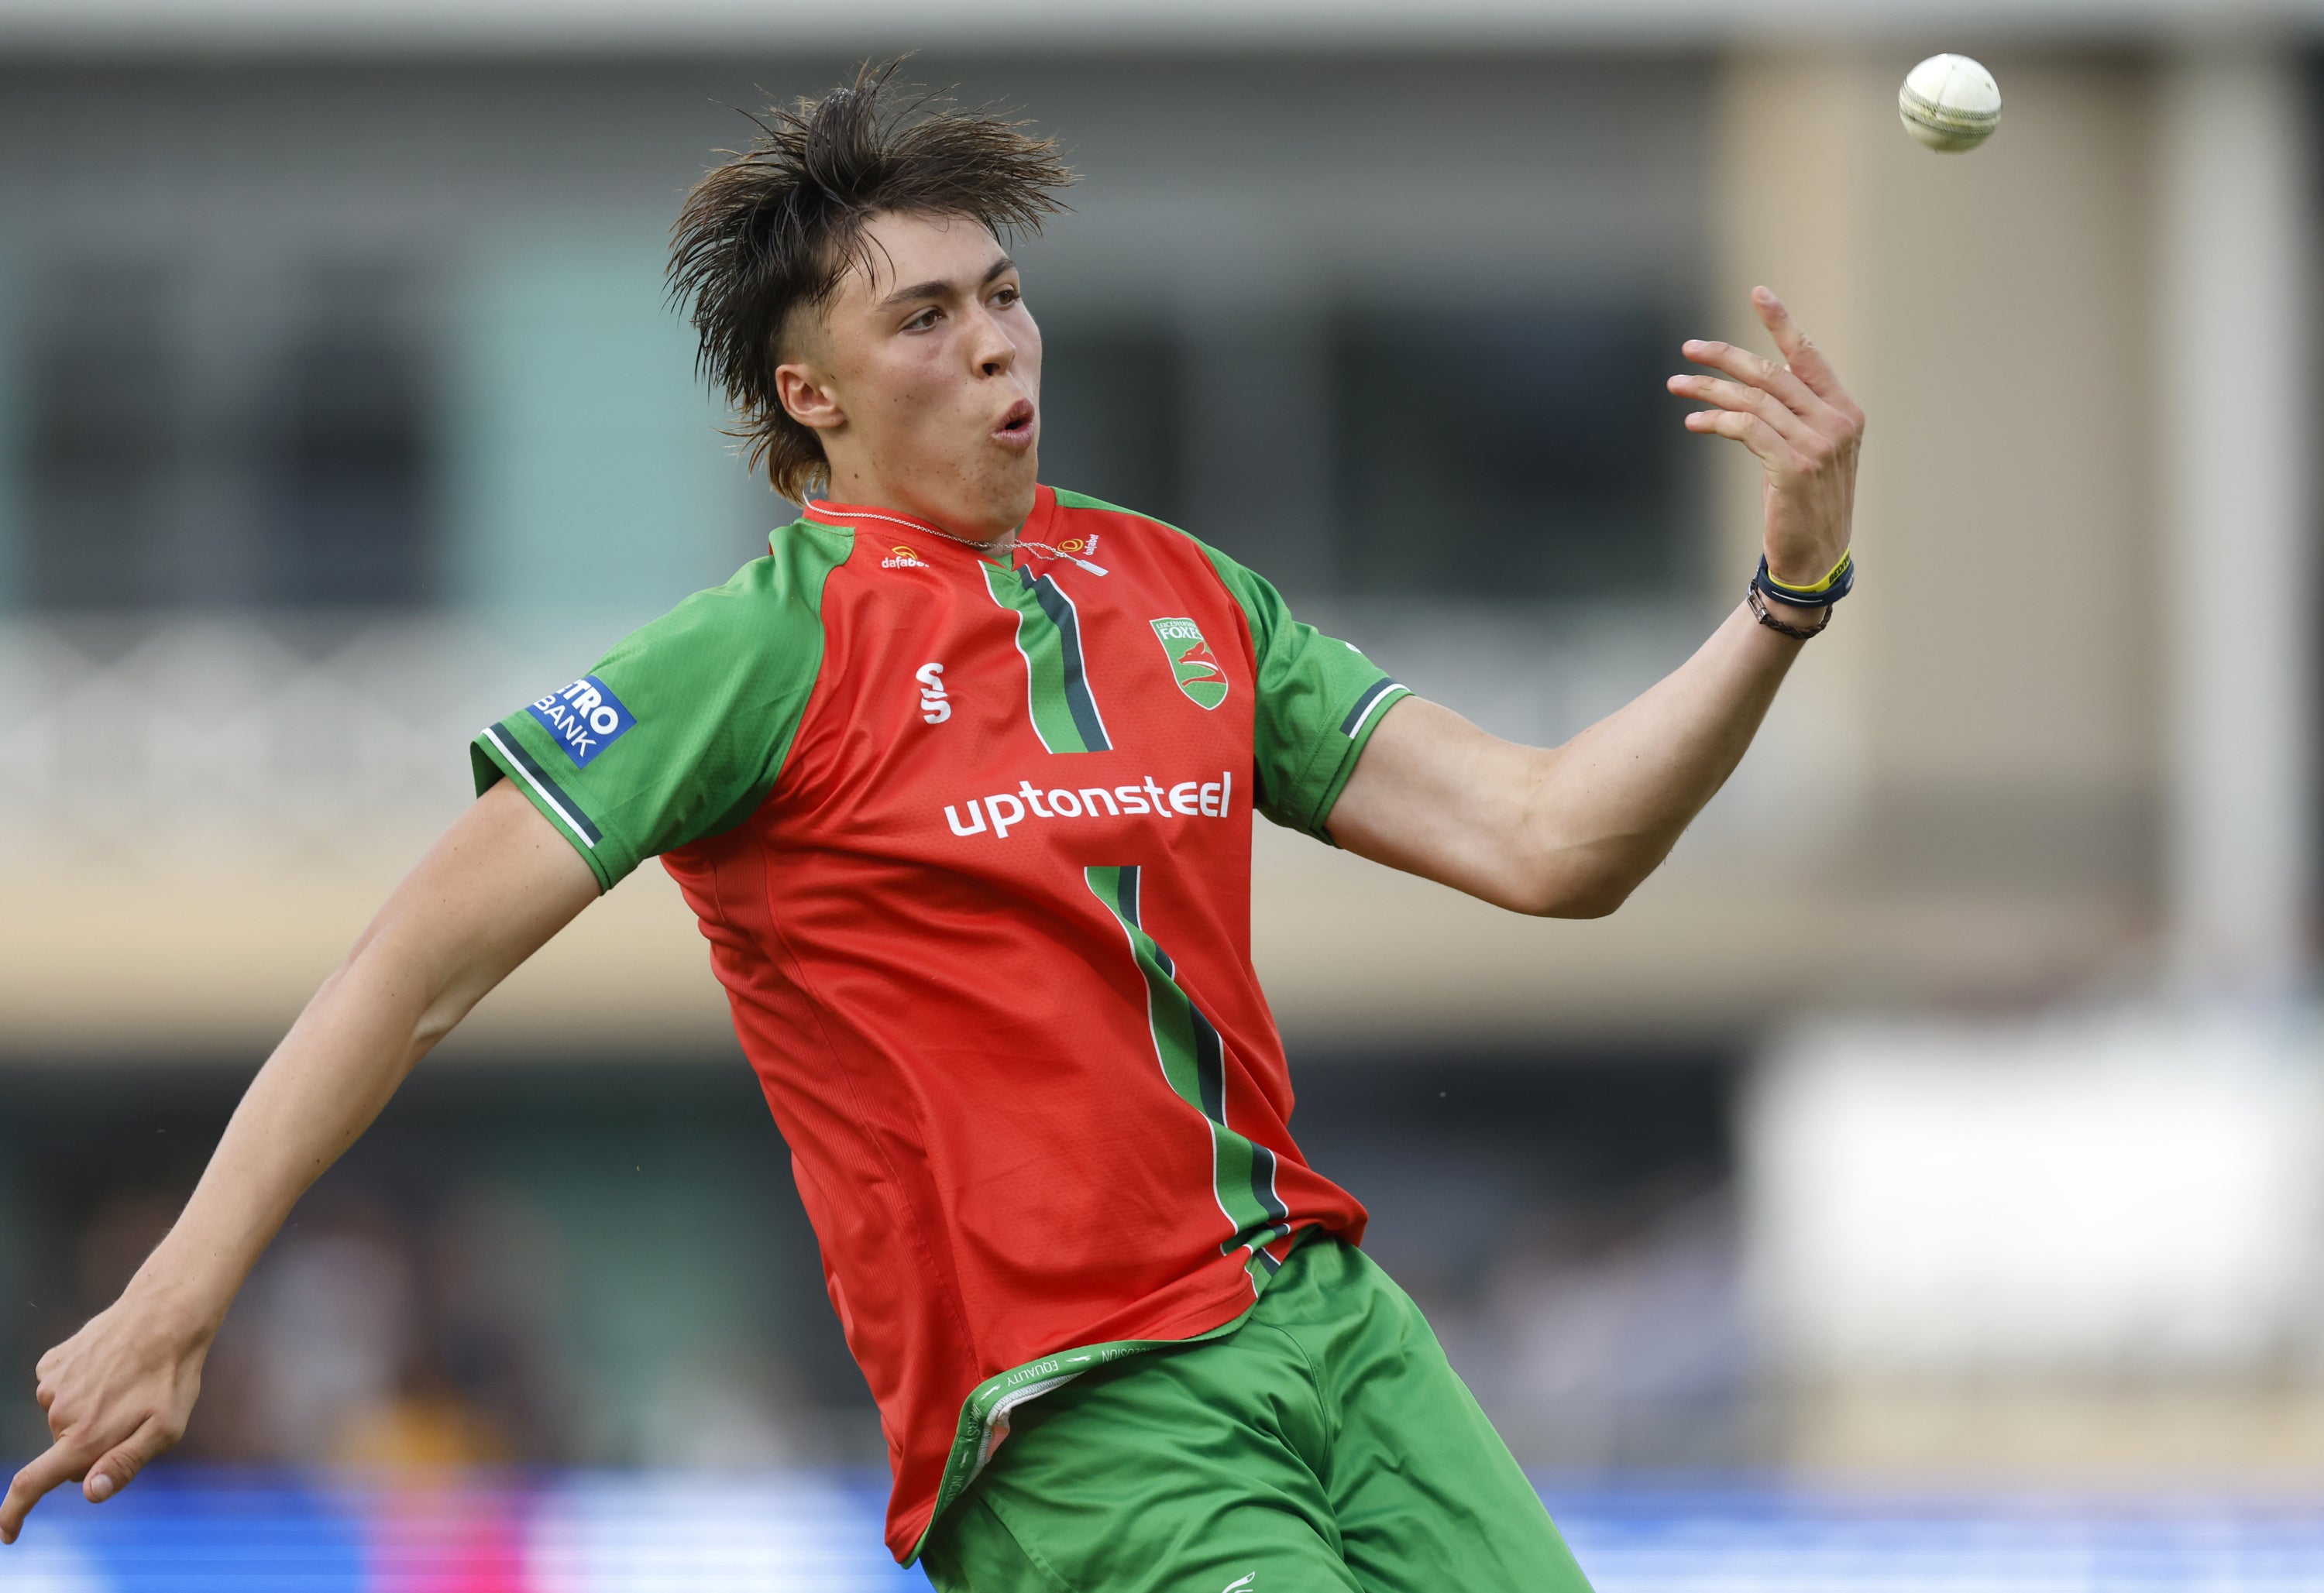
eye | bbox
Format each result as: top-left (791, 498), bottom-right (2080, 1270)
top-left (992, 284), bottom-right (1022, 308)
top-left (904, 306), bottom-right (942, 331)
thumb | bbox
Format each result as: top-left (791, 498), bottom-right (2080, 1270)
top-left (83, 1417), bottom-right (174, 1505)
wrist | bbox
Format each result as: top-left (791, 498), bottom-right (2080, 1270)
top-left (1748, 551), bottom-right (1852, 641)
top-left (122, 1249), bottom-right (235, 1349)
top-left (1760, 590), bottom-right (1824, 623)
top-left (1745, 582), bottom-right (1834, 640)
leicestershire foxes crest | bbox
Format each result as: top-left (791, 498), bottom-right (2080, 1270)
top-left (1150, 617), bottom-right (1229, 710)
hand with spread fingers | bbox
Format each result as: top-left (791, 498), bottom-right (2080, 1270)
top-left (1331, 283), bottom-right (1868, 919)
top-left (1667, 287), bottom-right (1864, 590)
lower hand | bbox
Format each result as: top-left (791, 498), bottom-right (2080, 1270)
top-left (1668, 287), bottom-right (1864, 588)
top-left (1, 1292), bottom-right (210, 1543)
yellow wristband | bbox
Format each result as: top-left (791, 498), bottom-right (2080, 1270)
top-left (1764, 549), bottom-right (1852, 597)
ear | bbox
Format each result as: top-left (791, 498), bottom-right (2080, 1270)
top-left (775, 360), bottom-right (846, 434)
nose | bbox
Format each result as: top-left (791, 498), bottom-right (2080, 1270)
top-left (966, 301), bottom-right (1018, 378)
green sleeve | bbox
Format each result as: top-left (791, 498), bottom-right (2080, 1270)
top-left (1194, 541), bottom-right (1410, 844)
top-left (468, 521), bottom-right (850, 891)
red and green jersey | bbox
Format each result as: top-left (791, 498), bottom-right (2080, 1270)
top-left (470, 486), bottom-right (1410, 1561)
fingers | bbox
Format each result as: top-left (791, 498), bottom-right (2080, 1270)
top-left (0, 1413), bottom-right (180, 1544)
top-left (1666, 372), bottom-right (1817, 445)
top-left (1, 1441), bottom-right (82, 1545)
top-left (84, 1416), bottom-right (176, 1505)
top-left (1679, 337), bottom-right (1827, 424)
top-left (1750, 287), bottom-right (1864, 421)
top-left (1682, 407), bottom-right (1807, 474)
top-left (1675, 289), bottom-right (1866, 472)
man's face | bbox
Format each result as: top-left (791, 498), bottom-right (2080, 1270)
top-left (779, 210), bottom-right (1042, 542)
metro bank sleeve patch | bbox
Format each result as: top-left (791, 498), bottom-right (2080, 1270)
top-left (467, 520), bottom-right (852, 893)
top-left (526, 675), bottom-right (635, 767)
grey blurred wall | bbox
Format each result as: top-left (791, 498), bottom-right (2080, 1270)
top-left (0, 50), bottom-right (1735, 1058)
top-left (0, 44), bottom-right (2302, 1061)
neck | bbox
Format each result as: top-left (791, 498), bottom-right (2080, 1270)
top-left (823, 462), bottom-right (1023, 548)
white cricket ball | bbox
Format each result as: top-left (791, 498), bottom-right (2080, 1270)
top-left (1898, 53), bottom-right (2002, 152)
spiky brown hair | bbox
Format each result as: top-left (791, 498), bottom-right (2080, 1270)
top-left (669, 60), bottom-right (1074, 503)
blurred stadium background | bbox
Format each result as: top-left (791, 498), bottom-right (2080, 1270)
top-left (2, 0), bottom-right (2320, 1587)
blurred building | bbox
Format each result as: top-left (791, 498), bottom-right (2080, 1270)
top-left (1, 0), bottom-right (2319, 1488)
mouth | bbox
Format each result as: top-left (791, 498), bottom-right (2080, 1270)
top-left (992, 400), bottom-right (1037, 450)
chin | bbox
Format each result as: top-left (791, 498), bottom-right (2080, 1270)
top-left (971, 462), bottom-right (1040, 537)
top-left (907, 445), bottom-right (1038, 541)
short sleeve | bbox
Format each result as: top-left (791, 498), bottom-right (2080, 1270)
top-left (1195, 541), bottom-right (1409, 844)
top-left (469, 522), bottom-right (850, 891)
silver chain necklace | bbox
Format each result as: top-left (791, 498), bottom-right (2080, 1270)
top-left (920, 521), bottom-right (1019, 558)
top-left (926, 523), bottom-right (1105, 576)
top-left (810, 501), bottom-right (1106, 576)
top-left (816, 501), bottom-right (1016, 559)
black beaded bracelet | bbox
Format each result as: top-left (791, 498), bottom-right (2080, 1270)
top-left (1752, 551), bottom-right (1854, 609)
top-left (1747, 582), bottom-right (1834, 640)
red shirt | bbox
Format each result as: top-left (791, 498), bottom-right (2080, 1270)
top-left (474, 487), bottom-right (1409, 1559)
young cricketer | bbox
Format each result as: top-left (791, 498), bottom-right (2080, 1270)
top-left (4, 64), bottom-right (1863, 1591)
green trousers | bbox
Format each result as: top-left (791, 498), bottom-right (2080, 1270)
top-left (919, 1234), bottom-right (1596, 1592)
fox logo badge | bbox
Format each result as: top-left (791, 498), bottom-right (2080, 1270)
top-left (1150, 617), bottom-right (1229, 711)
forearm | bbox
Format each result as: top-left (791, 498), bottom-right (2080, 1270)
top-left (0, 785), bottom-right (595, 1543)
top-left (1512, 598), bottom-right (1806, 911)
top-left (125, 948), bottom-right (438, 1341)
top-left (1330, 599), bottom-right (1823, 917)
top-left (118, 781), bottom-right (596, 1342)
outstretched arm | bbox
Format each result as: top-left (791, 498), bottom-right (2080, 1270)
top-left (1327, 288), bottom-right (1863, 918)
top-left (1, 779), bottom-right (598, 1543)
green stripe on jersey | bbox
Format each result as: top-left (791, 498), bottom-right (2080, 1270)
top-left (984, 562), bottom-right (1111, 754)
top-left (1043, 487), bottom-right (1408, 841)
top-left (1085, 865), bottom-right (1291, 1267)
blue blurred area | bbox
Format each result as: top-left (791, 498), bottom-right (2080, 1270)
top-left (4, 1471), bottom-right (2319, 1591)
top-left (3, 1468), bottom-right (930, 1591)
top-left (1549, 1481), bottom-right (2324, 1592)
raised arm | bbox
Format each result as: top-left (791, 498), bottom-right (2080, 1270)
top-left (1, 779), bottom-right (598, 1543)
top-left (1327, 288), bottom-right (1862, 918)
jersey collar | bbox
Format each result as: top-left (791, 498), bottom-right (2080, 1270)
top-left (802, 488), bottom-right (1059, 567)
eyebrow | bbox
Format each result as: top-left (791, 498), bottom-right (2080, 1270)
top-left (875, 255), bottom-right (1016, 311)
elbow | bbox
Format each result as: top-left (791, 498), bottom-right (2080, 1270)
top-left (1550, 884), bottom-right (1636, 920)
top-left (1514, 877), bottom-right (1638, 919)
top-left (1501, 846), bottom-right (1654, 918)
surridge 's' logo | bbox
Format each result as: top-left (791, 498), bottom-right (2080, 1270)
top-left (916, 661), bottom-right (951, 724)
top-left (882, 544), bottom-right (930, 568)
top-left (1151, 617), bottom-right (1229, 710)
